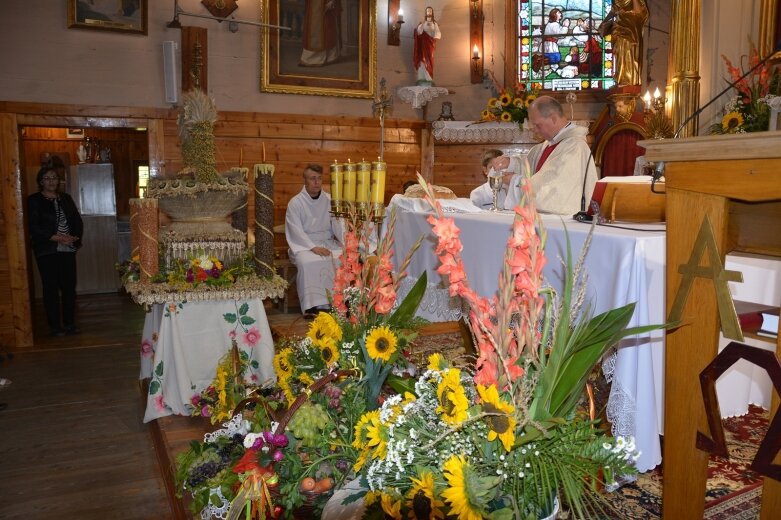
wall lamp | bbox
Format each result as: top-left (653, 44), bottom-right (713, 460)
top-left (388, 0), bottom-right (404, 46)
top-left (470, 0), bottom-right (484, 83)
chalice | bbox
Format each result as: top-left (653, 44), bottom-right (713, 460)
top-left (488, 170), bottom-right (504, 212)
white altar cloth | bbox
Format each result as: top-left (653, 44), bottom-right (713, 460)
top-left (388, 202), bottom-right (780, 473)
top-left (139, 298), bottom-right (275, 423)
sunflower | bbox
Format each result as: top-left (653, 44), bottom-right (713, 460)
top-left (353, 450), bottom-right (368, 472)
top-left (381, 493), bottom-right (403, 520)
top-left (486, 97), bottom-right (498, 109)
top-left (499, 92), bottom-right (512, 106)
top-left (500, 111), bottom-right (512, 122)
top-left (524, 94), bottom-right (537, 107)
top-left (366, 325), bottom-right (398, 362)
top-left (353, 410), bottom-right (378, 449)
top-left (272, 347), bottom-right (294, 378)
top-left (512, 97), bottom-right (524, 108)
top-left (477, 384), bottom-right (516, 451)
top-left (297, 372), bottom-right (314, 386)
top-left (427, 353), bottom-right (446, 371)
top-left (441, 455), bottom-right (485, 520)
top-left (436, 369), bottom-right (469, 426)
top-left (721, 111), bottom-right (744, 133)
top-left (277, 373), bottom-right (295, 405)
top-left (365, 411), bottom-right (389, 458)
top-left (317, 338), bottom-right (340, 366)
top-left (307, 312), bottom-right (342, 344)
top-left (406, 471), bottom-right (445, 519)
top-left (480, 109), bottom-right (493, 120)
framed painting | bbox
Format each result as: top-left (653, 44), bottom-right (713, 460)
top-left (66, 128), bottom-right (85, 139)
top-left (260, 0), bottom-right (376, 98)
top-left (67, 0), bottom-right (148, 35)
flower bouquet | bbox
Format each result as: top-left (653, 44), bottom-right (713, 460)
top-left (709, 41), bottom-right (781, 134)
top-left (479, 71), bottom-right (540, 127)
top-left (176, 209), bottom-right (433, 518)
top-left (344, 174), bottom-right (666, 519)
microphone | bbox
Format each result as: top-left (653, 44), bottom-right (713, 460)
top-left (673, 45), bottom-right (781, 138)
top-left (573, 152), bottom-right (595, 222)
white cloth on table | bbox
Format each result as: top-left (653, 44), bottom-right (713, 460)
top-left (139, 299), bottom-right (275, 423)
top-left (285, 188), bottom-right (343, 311)
top-left (388, 194), bottom-right (482, 214)
top-left (525, 123), bottom-right (597, 215)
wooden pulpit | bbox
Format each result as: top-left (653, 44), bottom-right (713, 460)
top-left (641, 131), bottom-right (781, 520)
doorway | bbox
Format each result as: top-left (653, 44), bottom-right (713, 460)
top-left (19, 124), bottom-right (149, 337)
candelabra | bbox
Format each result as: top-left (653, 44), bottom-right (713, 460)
top-left (643, 88), bottom-right (674, 139)
top-left (330, 159), bottom-right (386, 224)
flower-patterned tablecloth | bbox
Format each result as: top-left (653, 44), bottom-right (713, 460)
top-left (139, 298), bottom-right (275, 423)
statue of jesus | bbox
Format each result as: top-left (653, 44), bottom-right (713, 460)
top-left (413, 6), bottom-right (442, 86)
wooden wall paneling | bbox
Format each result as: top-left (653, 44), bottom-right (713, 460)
top-left (159, 114), bottom-right (424, 233)
top-left (0, 113), bottom-right (33, 347)
top-left (433, 143), bottom-right (493, 197)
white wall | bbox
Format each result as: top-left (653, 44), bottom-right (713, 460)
top-left (0, 0), bottom-right (489, 121)
top-left (0, 1), bottom-right (697, 125)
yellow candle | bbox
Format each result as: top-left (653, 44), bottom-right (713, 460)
top-left (329, 160), bottom-right (343, 201)
top-left (370, 160), bottom-right (387, 204)
top-left (356, 161), bottom-right (371, 203)
top-left (343, 160), bottom-right (357, 202)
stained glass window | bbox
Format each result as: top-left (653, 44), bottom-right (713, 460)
top-left (517, 0), bottom-right (613, 91)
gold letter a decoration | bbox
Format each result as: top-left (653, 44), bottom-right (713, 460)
top-left (668, 215), bottom-right (744, 340)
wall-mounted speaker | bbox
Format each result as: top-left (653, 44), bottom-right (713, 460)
top-left (162, 41), bottom-right (179, 105)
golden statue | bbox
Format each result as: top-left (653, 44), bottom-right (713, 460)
top-left (599, 0), bottom-right (649, 87)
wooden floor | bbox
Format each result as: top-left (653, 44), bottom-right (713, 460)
top-left (0, 293), bottom-right (172, 519)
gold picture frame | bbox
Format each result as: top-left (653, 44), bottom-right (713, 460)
top-left (67, 0), bottom-right (148, 35)
top-left (260, 0), bottom-right (376, 98)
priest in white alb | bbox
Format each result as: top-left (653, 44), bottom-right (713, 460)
top-left (490, 95), bottom-right (597, 215)
top-left (285, 164), bottom-right (343, 316)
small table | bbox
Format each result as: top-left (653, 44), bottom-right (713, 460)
top-left (139, 298), bottom-right (276, 423)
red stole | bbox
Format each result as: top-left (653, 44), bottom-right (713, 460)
top-left (534, 142), bottom-right (560, 173)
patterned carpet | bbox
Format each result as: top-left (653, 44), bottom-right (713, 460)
top-left (408, 332), bottom-right (768, 519)
top-left (604, 405), bottom-right (767, 519)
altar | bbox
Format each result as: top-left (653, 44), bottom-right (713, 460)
top-left (139, 298), bottom-right (275, 423)
top-left (388, 200), bottom-right (781, 474)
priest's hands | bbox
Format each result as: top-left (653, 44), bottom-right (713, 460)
top-left (311, 246), bottom-right (332, 257)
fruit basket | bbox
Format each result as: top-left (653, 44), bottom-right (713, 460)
top-left (227, 369), bottom-right (360, 520)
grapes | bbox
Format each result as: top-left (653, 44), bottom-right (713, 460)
top-left (287, 402), bottom-right (331, 447)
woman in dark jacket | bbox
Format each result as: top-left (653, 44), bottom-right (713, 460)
top-left (28, 165), bottom-right (83, 336)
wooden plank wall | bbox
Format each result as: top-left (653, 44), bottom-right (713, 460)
top-left (159, 112), bottom-right (427, 226)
